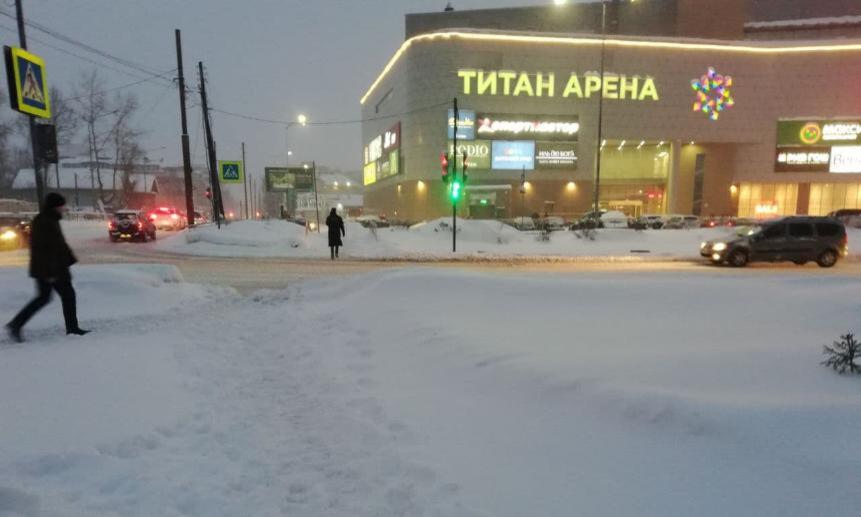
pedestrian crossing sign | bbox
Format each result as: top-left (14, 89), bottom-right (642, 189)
top-left (218, 160), bottom-right (244, 184)
top-left (4, 46), bottom-right (51, 118)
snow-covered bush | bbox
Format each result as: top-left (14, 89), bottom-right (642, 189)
top-left (821, 333), bottom-right (860, 374)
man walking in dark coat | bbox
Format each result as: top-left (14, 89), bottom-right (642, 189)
top-left (5, 193), bottom-right (90, 342)
top-left (326, 207), bottom-right (345, 260)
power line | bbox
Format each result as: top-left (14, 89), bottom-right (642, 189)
top-left (0, 8), bottom-right (166, 79)
top-left (209, 100), bottom-right (451, 127)
top-left (63, 70), bottom-right (178, 101)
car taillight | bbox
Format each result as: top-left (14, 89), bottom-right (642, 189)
top-left (108, 222), bottom-right (115, 229)
top-left (170, 213), bottom-right (179, 220)
top-left (137, 222), bottom-right (143, 229)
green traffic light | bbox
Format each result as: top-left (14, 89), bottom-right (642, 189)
top-left (450, 180), bottom-right (462, 201)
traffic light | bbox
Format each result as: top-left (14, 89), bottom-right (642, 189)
top-left (450, 177), bottom-right (462, 201)
top-left (440, 152), bottom-right (450, 183)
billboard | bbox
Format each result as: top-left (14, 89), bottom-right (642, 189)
top-left (491, 141), bottom-right (535, 170)
top-left (379, 149), bottom-right (399, 180)
top-left (776, 120), bottom-right (861, 172)
top-left (265, 167), bottom-right (314, 192)
top-left (447, 109), bottom-right (476, 140)
top-left (363, 162), bottom-right (377, 186)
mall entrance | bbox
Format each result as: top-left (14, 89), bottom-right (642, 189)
top-left (596, 140), bottom-right (670, 216)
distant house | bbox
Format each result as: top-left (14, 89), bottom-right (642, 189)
top-left (11, 157), bottom-right (159, 210)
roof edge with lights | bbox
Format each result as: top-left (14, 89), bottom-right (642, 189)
top-left (360, 28), bottom-right (861, 105)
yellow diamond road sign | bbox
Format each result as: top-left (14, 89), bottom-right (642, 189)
top-left (4, 46), bottom-right (51, 118)
top-left (218, 160), bottom-right (244, 184)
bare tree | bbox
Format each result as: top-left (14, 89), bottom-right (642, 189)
top-left (73, 70), bottom-right (111, 207)
top-left (107, 92), bottom-right (140, 207)
top-left (46, 86), bottom-right (78, 189)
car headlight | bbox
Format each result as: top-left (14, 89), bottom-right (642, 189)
top-left (712, 242), bottom-right (727, 252)
top-left (700, 241), bottom-right (707, 249)
top-left (0, 229), bottom-right (17, 241)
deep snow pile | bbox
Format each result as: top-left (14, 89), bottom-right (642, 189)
top-left (1, 267), bottom-right (860, 516)
top-left (152, 218), bottom-right (781, 260)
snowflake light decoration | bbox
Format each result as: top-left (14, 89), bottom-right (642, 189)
top-left (691, 67), bottom-right (734, 121)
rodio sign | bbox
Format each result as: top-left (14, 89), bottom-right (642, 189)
top-left (457, 69), bottom-right (659, 101)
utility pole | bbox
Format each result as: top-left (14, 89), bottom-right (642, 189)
top-left (593, 0), bottom-right (608, 214)
top-left (312, 161), bottom-right (320, 232)
top-left (198, 61), bottom-right (222, 228)
top-left (452, 97), bottom-right (458, 253)
top-left (175, 29), bottom-right (195, 227)
top-left (242, 141), bottom-right (249, 219)
top-left (15, 0), bottom-right (45, 208)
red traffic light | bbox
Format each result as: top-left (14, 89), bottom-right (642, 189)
top-left (440, 152), bottom-right (450, 182)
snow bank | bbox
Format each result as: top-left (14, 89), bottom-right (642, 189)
top-left (154, 218), bottom-right (762, 261)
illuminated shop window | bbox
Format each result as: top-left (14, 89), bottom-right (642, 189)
top-left (599, 141), bottom-right (670, 181)
top-left (737, 183), bottom-right (798, 218)
top-left (808, 183), bottom-right (861, 215)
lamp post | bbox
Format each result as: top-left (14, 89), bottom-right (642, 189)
top-left (285, 114), bottom-right (307, 166)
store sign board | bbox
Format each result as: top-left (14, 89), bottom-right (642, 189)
top-left (829, 146), bottom-right (861, 173)
top-left (778, 120), bottom-right (861, 146)
top-left (447, 109), bottom-right (476, 140)
top-left (265, 167), bottom-right (313, 192)
top-left (364, 134), bottom-right (383, 165)
top-left (536, 141), bottom-right (578, 169)
top-left (458, 70), bottom-right (659, 101)
top-left (447, 140), bottom-right (491, 170)
top-left (491, 140), bottom-right (535, 170)
top-left (775, 147), bottom-right (830, 172)
top-left (383, 122), bottom-right (400, 152)
top-left (379, 149), bottom-right (400, 180)
top-left (363, 162), bottom-right (377, 186)
top-left (477, 113), bottom-right (579, 141)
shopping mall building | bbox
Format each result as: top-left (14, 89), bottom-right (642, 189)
top-left (360, 0), bottom-right (861, 221)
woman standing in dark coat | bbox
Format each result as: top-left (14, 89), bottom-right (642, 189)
top-left (325, 208), bottom-right (345, 260)
top-left (6, 193), bottom-right (90, 342)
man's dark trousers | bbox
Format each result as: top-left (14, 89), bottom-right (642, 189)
top-left (10, 272), bottom-right (78, 332)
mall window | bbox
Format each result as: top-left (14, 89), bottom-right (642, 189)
top-left (737, 183), bottom-right (798, 218)
top-left (808, 183), bottom-right (861, 216)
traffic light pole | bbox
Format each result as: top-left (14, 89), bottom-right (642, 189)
top-left (15, 0), bottom-right (45, 209)
top-left (452, 97), bottom-right (458, 253)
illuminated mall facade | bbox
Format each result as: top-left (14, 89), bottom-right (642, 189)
top-left (360, 0), bottom-right (861, 221)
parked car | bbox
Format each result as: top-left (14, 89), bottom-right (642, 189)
top-left (571, 210), bottom-right (605, 230)
top-left (511, 216), bottom-right (536, 231)
top-left (827, 209), bottom-right (861, 228)
top-left (356, 215), bottom-right (390, 228)
top-left (641, 214), bottom-right (666, 229)
top-left (147, 206), bottom-right (186, 231)
top-left (663, 215), bottom-right (700, 229)
top-left (538, 216), bottom-right (567, 231)
top-left (700, 216), bottom-right (847, 267)
top-left (600, 210), bottom-right (628, 229)
top-left (109, 209), bottom-right (156, 242)
top-left (0, 214), bottom-right (31, 250)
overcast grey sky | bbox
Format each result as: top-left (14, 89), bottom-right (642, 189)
top-left (2, 0), bottom-right (556, 176)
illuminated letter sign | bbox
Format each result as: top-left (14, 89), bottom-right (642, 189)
top-left (491, 141), bottom-right (535, 170)
top-left (829, 146), bottom-right (861, 173)
top-left (476, 114), bottom-right (580, 141)
top-left (383, 122), bottom-right (400, 152)
top-left (460, 69), bottom-right (659, 102)
top-left (447, 109), bottom-right (476, 140)
top-left (448, 140), bottom-right (491, 170)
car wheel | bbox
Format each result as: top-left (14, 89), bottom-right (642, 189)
top-left (728, 249), bottom-right (748, 267)
top-left (792, 259), bottom-right (807, 266)
top-left (816, 250), bottom-right (837, 268)
top-left (139, 232), bottom-right (148, 243)
top-left (150, 231), bottom-right (156, 241)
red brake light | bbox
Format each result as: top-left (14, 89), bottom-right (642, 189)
top-left (137, 222), bottom-right (143, 229)
top-left (170, 213), bottom-right (179, 220)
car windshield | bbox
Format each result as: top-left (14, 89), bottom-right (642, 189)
top-left (116, 213), bottom-right (137, 221)
top-left (737, 224), bottom-right (762, 237)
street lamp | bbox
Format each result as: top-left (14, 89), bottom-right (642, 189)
top-left (285, 113), bottom-right (308, 166)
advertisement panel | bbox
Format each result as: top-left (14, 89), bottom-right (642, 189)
top-left (536, 141), bottom-right (578, 169)
top-left (477, 113), bottom-right (579, 141)
top-left (447, 109), bottom-right (476, 140)
top-left (491, 141), bottom-right (535, 170)
top-left (777, 120), bottom-right (861, 172)
top-left (829, 146), bottom-right (861, 173)
top-left (383, 122), bottom-right (400, 152)
top-left (363, 162), bottom-right (377, 186)
top-left (379, 149), bottom-right (399, 180)
top-left (775, 147), bottom-right (830, 172)
top-left (265, 167), bottom-right (314, 192)
top-left (447, 140), bottom-right (491, 170)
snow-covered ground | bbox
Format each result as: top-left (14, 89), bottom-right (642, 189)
top-left (1, 266), bottom-right (859, 516)
top-left (151, 218), bottom-right (861, 261)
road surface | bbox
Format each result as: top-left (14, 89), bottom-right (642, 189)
top-left (3, 234), bottom-right (860, 291)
